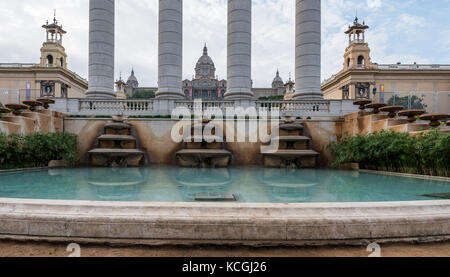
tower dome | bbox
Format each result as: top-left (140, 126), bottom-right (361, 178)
top-left (195, 44), bottom-right (216, 79)
top-left (126, 69), bottom-right (139, 89)
top-left (272, 70), bottom-right (284, 88)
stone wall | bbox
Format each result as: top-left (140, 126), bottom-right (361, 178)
top-left (64, 118), bottom-right (343, 167)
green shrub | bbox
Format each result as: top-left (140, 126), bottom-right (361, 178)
top-left (328, 130), bottom-right (450, 177)
top-left (0, 133), bottom-right (77, 170)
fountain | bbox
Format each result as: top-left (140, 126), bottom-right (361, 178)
top-left (398, 110), bottom-right (426, 123)
top-left (175, 118), bottom-right (232, 168)
top-left (365, 103), bottom-right (387, 114)
top-left (353, 99), bottom-right (372, 111)
top-left (419, 114), bottom-right (449, 127)
top-left (4, 104), bottom-right (28, 116)
top-left (36, 98), bottom-right (55, 110)
top-left (88, 116), bottom-right (147, 167)
top-left (23, 101), bottom-right (43, 112)
top-left (380, 106), bottom-right (404, 118)
top-left (262, 119), bottom-right (319, 168)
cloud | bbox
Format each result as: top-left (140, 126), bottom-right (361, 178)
top-left (0, 0), bottom-right (449, 88)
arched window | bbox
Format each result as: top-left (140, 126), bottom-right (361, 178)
top-left (358, 56), bottom-right (365, 66)
top-left (60, 58), bottom-right (64, 67)
top-left (347, 58), bottom-right (351, 68)
top-left (184, 90), bottom-right (190, 99)
top-left (47, 55), bottom-right (54, 67)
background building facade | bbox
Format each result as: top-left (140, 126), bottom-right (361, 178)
top-left (0, 15), bottom-right (87, 104)
top-left (322, 18), bottom-right (450, 113)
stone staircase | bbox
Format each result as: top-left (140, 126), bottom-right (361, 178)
top-left (176, 119), bottom-right (232, 168)
top-left (88, 119), bottom-right (146, 167)
top-left (262, 120), bottom-right (319, 168)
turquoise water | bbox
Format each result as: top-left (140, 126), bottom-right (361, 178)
top-left (0, 167), bottom-right (449, 203)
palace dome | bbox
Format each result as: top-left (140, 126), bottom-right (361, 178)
top-left (195, 44), bottom-right (216, 79)
top-left (272, 70), bottom-right (284, 88)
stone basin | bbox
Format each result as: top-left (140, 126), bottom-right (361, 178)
top-left (398, 110), bottom-right (426, 123)
top-left (176, 149), bottom-right (232, 157)
top-left (104, 122), bottom-right (131, 130)
top-left (176, 149), bottom-right (232, 168)
top-left (262, 150), bottom-right (319, 157)
top-left (5, 104), bottom-right (28, 115)
top-left (364, 103), bottom-right (387, 114)
top-left (0, 107), bottom-right (11, 115)
top-left (380, 105), bottom-right (404, 118)
top-left (23, 101), bottom-right (43, 112)
top-left (279, 124), bottom-right (304, 131)
top-left (419, 113), bottom-right (449, 127)
top-left (97, 135), bottom-right (136, 141)
top-left (353, 99), bottom-right (372, 110)
top-left (271, 136), bottom-right (311, 142)
top-left (89, 148), bottom-right (144, 156)
top-left (37, 98), bottom-right (55, 109)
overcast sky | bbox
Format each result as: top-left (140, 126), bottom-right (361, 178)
top-left (1, 0), bottom-right (449, 87)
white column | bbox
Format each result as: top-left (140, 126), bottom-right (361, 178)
top-left (224, 0), bottom-right (253, 100)
top-left (86, 0), bottom-right (116, 99)
top-left (293, 0), bottom-right (323, 100)
top-left (156, 0), bottom-right (184, 99)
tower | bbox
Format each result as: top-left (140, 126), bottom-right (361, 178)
top-left (343, 17), bottom-right (372, 70)
top-left (40, 12), bottom-right (67, 69)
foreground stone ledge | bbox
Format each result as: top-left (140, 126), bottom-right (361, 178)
top-left (0, 199), bottom-right (449, 244)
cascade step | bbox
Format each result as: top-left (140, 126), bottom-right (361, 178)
top-left (89, 148), bottom-right (144, 156)
top-left (262, 150), bottom-right (319, 157)
top-left (97, 135), bottom-right (137, 141)
top-left (104, 123), bottom-right (131, 130)
top-left (176, 149), bottom-right (232, 156)
top-left (279, 124), bottom-right (304, 131)
top-left (271, 136), bottom-right (311, 142)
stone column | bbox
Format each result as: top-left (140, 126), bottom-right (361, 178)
top-left (224, 0), bottom-right (253, 100)
top-left (156, 0), bottom-right (184, 99)
top-left (293, 0), bottom-right (323, 100)
top-left (86, 0), bottom-right (116, 99)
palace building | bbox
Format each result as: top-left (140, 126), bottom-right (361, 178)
top-left (0, 14), bottom-right (88, 104)
top-left (123, 45), bottom-right (289, 100)
top-left (321, 17), bottom-right (450, 113)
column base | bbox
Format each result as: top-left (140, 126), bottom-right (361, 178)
top-left (293, 92), bottom-right (324, 101)
top-left (85, 91), bottom-right (116, 99)
top-left (223, 91), bottom-right (254, 101)
top-left (155, 91), bottom-right (185, 100)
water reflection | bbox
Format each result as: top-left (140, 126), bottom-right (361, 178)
top-left (86, 168), bottom-right (149, 201)
top-left (260, 168), bottom-right (320, 202)
top-left (174, 168), bottom-right (233, 201)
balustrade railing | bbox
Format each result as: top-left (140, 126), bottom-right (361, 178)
top-left (256, 100), bottom-right (331, 115)
top-left (175, 100), bottom-right (235, 112)
top-left (51, 98), bottom-right (358, 117)
top-left (79, 99), bottom-right (154, 115)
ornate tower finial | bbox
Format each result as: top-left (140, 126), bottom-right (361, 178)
top-left (203, 43), bottom-right (208, 56)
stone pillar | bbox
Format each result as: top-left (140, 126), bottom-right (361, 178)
top-left (293, 0), bottom-right (323, 100)
top-left (86, 0), bottom-right (116, 99)
top-left (224, 0), bottom-right (253, 100)
top-left (156, 0), bottom-right (184, 99)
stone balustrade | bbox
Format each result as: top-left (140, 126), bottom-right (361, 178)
top-left (51, 98), bottom-right (358, 117)
top-left (79, 99), bottom-right (154, 115)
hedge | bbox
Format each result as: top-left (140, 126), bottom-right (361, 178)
top-left (328, 130), bottom-right (450, 177)
top-left (0, 133), bottom-right (78, 170)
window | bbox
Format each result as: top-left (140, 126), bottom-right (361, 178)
top-left (47, 55), bottom-right (54, 66)
top-left (358, 56), bottom-right (365, 66)
top-left (347, 58), bottom-right (350, 68)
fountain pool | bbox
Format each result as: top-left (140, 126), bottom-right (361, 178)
top-left (0, 167), bottom-right (449, 203)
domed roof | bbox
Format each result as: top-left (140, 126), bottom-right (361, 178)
top-left (196, 44), bottom-right (215, 68)
top-left (272, 70), bottom-right (284, 88)
top-left (127, 69), bottom-right (139, 87)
